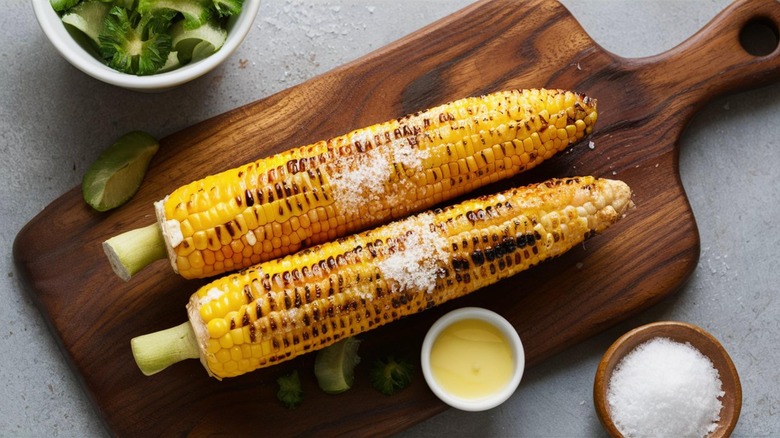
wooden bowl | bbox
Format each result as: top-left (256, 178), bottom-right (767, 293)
top-left (593, 321), bottom-right (741, 437)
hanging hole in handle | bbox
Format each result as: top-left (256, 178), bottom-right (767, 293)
top-left (739, 17), bottom-right (779, 56)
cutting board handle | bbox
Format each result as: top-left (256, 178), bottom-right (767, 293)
top-left (584, 0), bottom-right (780, 147)
top-left (636, 0), bottom-right (780, 103)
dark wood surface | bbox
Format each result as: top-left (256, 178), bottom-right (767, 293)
top-left (13, 0), bottom-right (780, 435)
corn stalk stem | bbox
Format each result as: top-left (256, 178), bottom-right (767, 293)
top-left (103, 223), bottom-right (167, 281)
top-left (131, 322), bottom-right (200, 376)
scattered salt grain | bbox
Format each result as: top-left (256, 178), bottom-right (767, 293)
top-left (328, 126), bottom-right (428, 221)
top-left (199, 287), bottom-right (225, 305)
top-left (607, 337), bottom-right (724, 438)
top-left (328, 146), bottom-right (392, 210)
top-left (376, 213), bottom-right (447, 294)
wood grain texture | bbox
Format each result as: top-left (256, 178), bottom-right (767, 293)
top-left (13, 0), bottom-right (780, 435)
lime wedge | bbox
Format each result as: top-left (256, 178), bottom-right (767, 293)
top-left (82, 131), bottom-right (159, 212)
top-left (314, 337), bottom-right (362, 394)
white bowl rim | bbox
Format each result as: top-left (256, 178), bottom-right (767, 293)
top-left (421, 307), bottom-right (525, 412)
top-left (31, 0), bottom-right (261, 91)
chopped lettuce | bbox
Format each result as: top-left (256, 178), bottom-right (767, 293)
top-left (51, 0), bottom-right (245, 75)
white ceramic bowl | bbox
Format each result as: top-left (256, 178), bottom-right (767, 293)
top-left (31, 0), bottom-right (261, 92)
top-left (421, 307), bottom-right (525, 411)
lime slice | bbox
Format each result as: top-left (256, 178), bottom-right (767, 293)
top-left (82, 131), bottom-right (159, 212)
top-left (314, 337), bottom-right (362, 394)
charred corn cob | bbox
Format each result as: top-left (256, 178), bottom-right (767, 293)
top-left (131, 176), bottom-right (632, 379)
top-left (105, 89), bottom-right (597, 281)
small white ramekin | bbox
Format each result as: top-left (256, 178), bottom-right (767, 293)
top-left (31, 0), bottom-right (261, 92)
top-left (421, 307), bottom-right (525, 411)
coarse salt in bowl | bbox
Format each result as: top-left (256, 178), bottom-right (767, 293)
top-left (421, 307), bottom-right (524, 412)
top-left (594, 321), bottom-right (741, 438)
top-left (31, 0), bottom-right (261, 92)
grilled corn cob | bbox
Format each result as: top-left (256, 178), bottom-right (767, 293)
top-left (105, 89), bottom-right (597, 281)
top-left (131, 176), bottom-right (632, 379)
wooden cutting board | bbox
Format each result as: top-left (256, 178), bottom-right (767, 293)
top-left (14, 0), bottom-right (780, 435)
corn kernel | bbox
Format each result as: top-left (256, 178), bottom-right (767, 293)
top-left (271, 222), bottom-right (282, 238)
top-left (565, 124), bottom-right (576, 139)
top-left (261, 339), bottom-right (272, 356)
top-left (230, 239), bottom-right (244, 255)
top-left (575, 119), bottom-right (586, 134)
top-left (176, 255), bottom-right (191, 271)
top-left (243, 210), bottom-right (258, 231)
top-left (206, 339), bottom-right (221, 354)
top-left (199, 298), bottom-right (216, 317)
top-left (230, 328), bottom-right (244, 345)
top-left (522, 137), bottom-right (534, 153)
top-left (299, 212), bottom-right (311, 229)
top-left (202, 250), bottom-right (215, 267)
top-left (230, 346), bottom-right (242, 361)
top-left (188, 251), bottom-right (205, 269)
top-left (251, 344), bottom-right (262, 358)
top-left (223, 361), bottom-right (238, 373)
top-left (215, 349), bottom-right (231, 364)
top-left (219, 334), bottom-right (234, 349)
top-left (192, 231), bottom-right (208, 251)
top-left (207, 318), bottom-right (229, 338)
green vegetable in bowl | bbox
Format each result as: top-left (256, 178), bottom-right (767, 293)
top-left (52, 0), bottom-right (244, 75)
top-left (276, 370), bottom-right (303, 409)
top-left (61, 1), bottom-right (111, 46)
top-left (213, 0), bottom-right (244, 16)
top-left (99, 6), bottom-right (175, 75)
top-left (170, 16), bottom-right (227, 64)
top-left (51, 0), bottom-right (81, 12)
top-left (137, 0), bottom-right (212, 30)
top-left (369, 356), bottom-right (414, 395)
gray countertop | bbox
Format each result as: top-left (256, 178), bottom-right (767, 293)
top-left (2, 0), bottom-right (778, 436)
